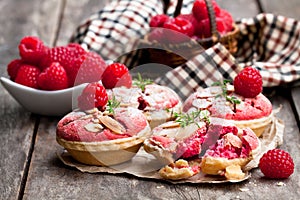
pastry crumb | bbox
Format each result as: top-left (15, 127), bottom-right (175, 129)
top-left (276, 182), bottom-right (286, 186)
top-left (239, 187), bottom-right (249, 192)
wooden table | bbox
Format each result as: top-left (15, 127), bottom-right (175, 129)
top-left (1, 0), bottom-right (299, 199)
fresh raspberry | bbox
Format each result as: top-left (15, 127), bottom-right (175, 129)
top-left (178, 14), bottom-right (198, 29)
top-left (233, 66), bottom-right (263, 98)
top-left (218, 9), bottom-right (234, 32)
top-left (192, 0), bottom-right (221, 21)
top-left (259, 149), bottom-right (294, 179)
top-left (148, 28), bottom-right (165, 42)
top-left (67, 43), bottom-right (86, 56)
top-left (72, 51), bottom-right (107, 86)
top-left (194, 17), bottom-right (227, 38)
top-left (194, 18), bottom-right (211, 38)
top-left (163, 16), bottom-right (195, 43)
top-left (7, 59), bottom-right (24, 80)
top-left (102, 63), bottom-right (132, 89)
top-left (77, 82), bottom-right (108, 110)
top-left (216, 18), bottom-right (227, 35)
top-left (39, 44), bottom-right (86, 71)
top-left (38, 62), bottom-right (68, 90)
top-left (18, 36), bottom-right (47, 66)
top-left (15, 64), bottom-right (41, 89)
top-left (149, 14), bottom-right (170, 27)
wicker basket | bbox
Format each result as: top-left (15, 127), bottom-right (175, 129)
top-left (134, 0), bottom-right (239, 68)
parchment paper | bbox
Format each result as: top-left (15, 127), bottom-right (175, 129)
top-left (58, 114), bottom-right (284, 184)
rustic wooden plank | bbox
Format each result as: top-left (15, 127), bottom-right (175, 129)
top-left (0, 0), bottom-right (63, 199)
top-left (291, 86), bottom-right (300, 126)
top-left (22, 0), bottom-right (300, 199)
top-left (260, 0), bottom-right (300, 20)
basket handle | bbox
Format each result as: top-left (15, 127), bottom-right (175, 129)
top-left (174, 0), bottom-right (220, 42)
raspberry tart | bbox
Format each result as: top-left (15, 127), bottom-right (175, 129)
top-left (143, 113), bottom-right (260, 180)
top-left (107, 78), bottom-right (182, 129)
top-left (56, 107), bottom-right (151, 166)
top-left (182, 80), bottom-right (272, 137)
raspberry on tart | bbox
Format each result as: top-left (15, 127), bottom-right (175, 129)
top-left (102, 62), bottom-right (132, 89)
top-left (77, 82), bottom-right (108, 111)
top-left (56, 107), bottom-right (151, 166)
top-left (234, 66), bottom-right (263, 98)
top-left (106, 83), bottom-right (182, 129)
top-left (182, 84), bottom-right (273, 137)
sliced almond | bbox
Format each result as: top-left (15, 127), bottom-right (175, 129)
top-left (161, 121), bottom-right (180, 129)
top-left (85, 108), bottom-right (98, 114)
top-left (192, 99), bottom-right (212, 109)
top-left (224, 133), bottom-right (242, 148)
top-left (84, 123), bottom-right (104, 133)
top-left (80, 114), bottom-right (94, 120)
top-left (92, 118), bottom-right (100, 123)
top-left (99, 115), bottom-right (126, 134)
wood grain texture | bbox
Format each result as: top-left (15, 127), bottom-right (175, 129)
top-left (0, 0), bottom-right (55, 199)
top-left (2, 0), bottom-right (300, 199)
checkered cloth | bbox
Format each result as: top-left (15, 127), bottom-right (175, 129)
top-left (70, 0), bottom-right (300, 99)
top-left (157, 13), bottom-right (300, 98)
top-left (70, 0), bottom-right (194, 61)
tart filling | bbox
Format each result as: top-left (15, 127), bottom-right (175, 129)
top-left (144, 117), bottom-right (260, 180)
top-left (107, 84), bottom-right (182, 128)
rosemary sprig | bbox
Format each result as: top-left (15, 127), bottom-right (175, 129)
top-left (212, 79), bottom-right (241, 105)
top-left (106, 96), bottom-right (120, 114)
top-left (174, 110), bottom-right (210, 128)
top-left (133, 73), bottom-right (153, 91)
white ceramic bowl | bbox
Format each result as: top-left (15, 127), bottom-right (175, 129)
top-left (1, 77), bottom-right (87, 116)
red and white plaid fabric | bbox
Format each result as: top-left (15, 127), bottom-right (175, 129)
top-left (70, 1), bottom-right (300, 99)
top-left (70, 0), bottom-right (164, 60)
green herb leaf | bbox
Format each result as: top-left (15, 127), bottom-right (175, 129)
top-left (174, 110), bottom-right (210, 127)
top-left (106, 96), bottom-right (121, 114)
top-left (133, 73), bottom-right (153, 91)
top-left (212, 79), bottom-right (241, 105)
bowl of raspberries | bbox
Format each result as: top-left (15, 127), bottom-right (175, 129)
top-left (0, 36), bottom-right (111, 116)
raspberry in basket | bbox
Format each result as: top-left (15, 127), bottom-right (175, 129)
top-left (233, 66), bottom-right (263, 98)
top-left (259, 149), bottom-right (294, 179)
top-left (149, 14), bottom-right (169, 27)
